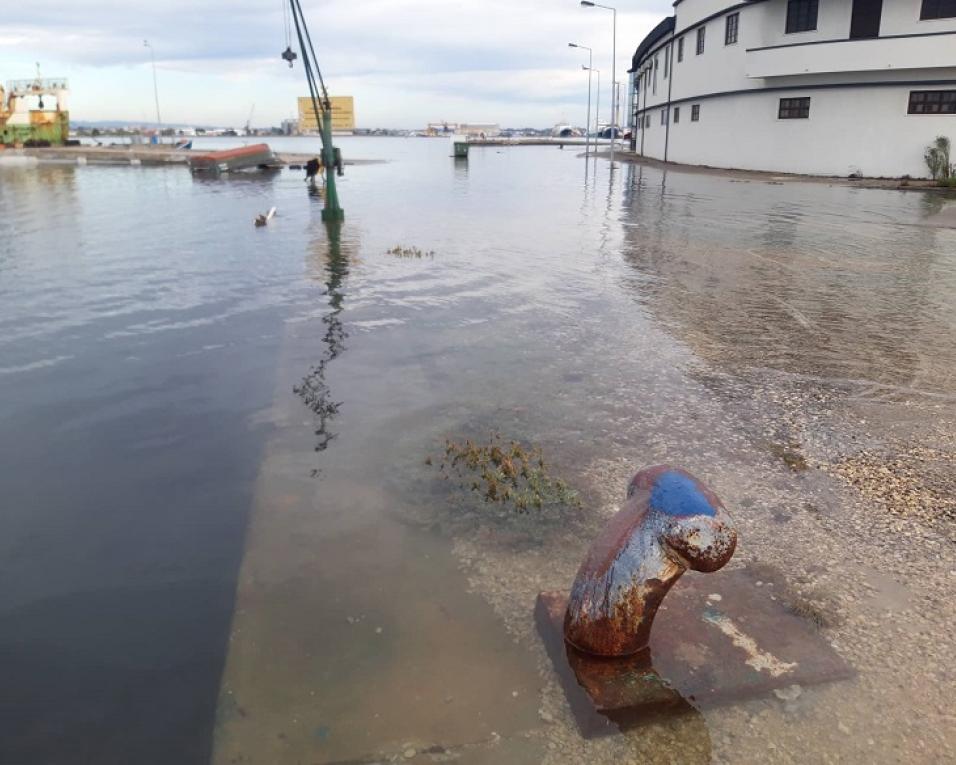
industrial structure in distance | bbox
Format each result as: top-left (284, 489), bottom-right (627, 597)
top-left (628, 0), bottom-right (956, 177)
top-left (1, 72), bottom-right (70, 145)
top-left (296, 95), bottom-right (355, 135)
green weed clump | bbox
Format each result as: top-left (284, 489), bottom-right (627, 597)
top-left (386, 245), bottom-right (435, 258)
top-left (427, 434), bottom-right (581, 513)
top-left (924, 136), bottom-right (952, 181)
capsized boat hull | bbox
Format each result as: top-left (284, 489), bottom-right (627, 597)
top-left (188, 143), bottom-right (282, 173)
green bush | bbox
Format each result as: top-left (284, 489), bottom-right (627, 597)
top-left (925, 136), bottom-right (952, 181)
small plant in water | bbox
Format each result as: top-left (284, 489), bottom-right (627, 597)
top-left (386, 244), bottom-right (435, 259)
top-left (430, 433), bottom-right (581, 513)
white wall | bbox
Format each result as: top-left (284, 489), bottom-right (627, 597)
top-left (669, 9), bottom-right (764, 101)
top-left (674, 0), bottom-right (741, 27)
top-left (648, 84), bottom-right (956, 177)
top-left (747, 33), bottom-right (956, 77)
top-left (754, 0), bottom-right (853, 47)
top-left (882, 0), bottom-right (956, 35)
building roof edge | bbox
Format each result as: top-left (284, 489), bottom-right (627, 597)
top-left (630, 16), bottom-right (676, 72)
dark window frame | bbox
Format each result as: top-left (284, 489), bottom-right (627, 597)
top-left (908, 90), bottom-right (956, 114)
top-left (696, 26), bottom-right (706, 55)
top-left (725, 12), bottom-right (739, 45)
top-left (691, 104), bottom-right (700, 122)
top-left (920, 0), bottom-right (956, 19)
top-left (677, 36), bottom-right (684, 62)
top-left (778, 96), bottom-right (811, 119)
top-left (674, 106), bottom-right (680, 123)
top-left (785, 0), bottom-right (819, 33)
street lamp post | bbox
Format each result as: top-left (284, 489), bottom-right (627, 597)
top-left (614, 80), bottom-right (621, 143)
top-left (568, 42), bottom-right (592, 157)
top-left (584, 66), bottom-right (600, 147)
top-left (581, 1), bottom-right (617, 162)
top-left (143, 40), bottom-right (162, 130)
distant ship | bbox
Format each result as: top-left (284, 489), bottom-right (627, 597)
top-left (1, 67), bottom-right (70, 146)
top-left (551, 124), bottom-right (583, 138)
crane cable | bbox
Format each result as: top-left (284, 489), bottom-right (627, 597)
top-left (282, 0), bottom-right (292, 49)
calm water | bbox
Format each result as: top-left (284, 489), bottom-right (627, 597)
top-left (1, 138), bottom-right (955, 764)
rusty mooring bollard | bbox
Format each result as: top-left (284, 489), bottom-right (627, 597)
top-left (564, 465), bottom-right (737, 657)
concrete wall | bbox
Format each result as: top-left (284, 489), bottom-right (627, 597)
top-left (754, 0), bottom-right (853, 47)
top-left (645, 81), bottom-right (956, 177)
top-left (746, 33), bottom-right (956, 77)
top-left (882, 0), bottom-right (956, 35)
top-left (670, 10), bottom-right (760, 99)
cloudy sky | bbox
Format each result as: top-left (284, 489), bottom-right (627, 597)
top-left (2, 0), bottom-right (670, 129)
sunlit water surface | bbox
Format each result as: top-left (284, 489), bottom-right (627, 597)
top-left (1, 137), bottom-right (955, 764)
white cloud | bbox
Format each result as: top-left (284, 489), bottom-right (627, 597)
top-left (0, 0), bottom-right (670, 127)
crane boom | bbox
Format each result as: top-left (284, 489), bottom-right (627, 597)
top-left (245, 103), bottom-right (255, 134)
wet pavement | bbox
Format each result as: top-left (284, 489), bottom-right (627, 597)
top-left (1, 137), bottom-right (954, 764)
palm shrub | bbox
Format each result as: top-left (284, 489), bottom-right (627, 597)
top-left (925, 136), bottom-right (951, 180)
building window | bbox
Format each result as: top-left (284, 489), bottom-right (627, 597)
top-left (696, 26), bottom-right (706, 55)
top-left (725, 13), bottom-right (739, 44)
top-left (653, 58), bottom-right (658, 94)
top-left (779, 97), bottom-right (811, 119)
top-left (786, 0), bottom-right (818, 33)
top-left (674, 107), bottom-right (680, 123)
top-left (645, 115), bottom-right (651, 128)
top-left (920, 0), bottom-right (956, 19)
top-left (909, 90), bottom-right (956, 114)
top-left (664, 44), bottom-right (670, 78)
top-left (661, 109), bottom-right (668, 125)
top-left (691, 104), bottom-right (700, 121)
top-left (677, 37), bottom-right (684, 62)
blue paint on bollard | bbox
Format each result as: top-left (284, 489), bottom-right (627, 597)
top-left (649, 471), bottom-right (717, 518)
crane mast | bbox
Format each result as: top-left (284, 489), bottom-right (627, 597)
top-left (283, 0), bottom-right (344, 222)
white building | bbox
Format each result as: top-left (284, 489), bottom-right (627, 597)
top-left (629, 0), bottom-right (956, 177)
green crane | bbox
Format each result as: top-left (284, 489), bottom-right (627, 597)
top-left (282, 0), bottom-right (344, 223)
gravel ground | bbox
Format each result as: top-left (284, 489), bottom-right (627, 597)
top-left (421, 366), bottom-right (956, 765)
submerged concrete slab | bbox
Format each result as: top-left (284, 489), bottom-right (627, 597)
top-left (536, 568), bottom-right (854, 738)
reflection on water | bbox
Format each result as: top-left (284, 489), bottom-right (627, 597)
top-left (2, 138), bottom-right (955, 764)
top-left (619, 164), bottom-right (956, 399)
top-left (293, 222), bottom-right (351, 462)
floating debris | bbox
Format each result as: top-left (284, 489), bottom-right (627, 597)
top-left (386, 245), bottom-right (435, 259)
top-left (432, 433), bottom-right (580, 513)
top-left (254, 206), bottom-right (277, 227)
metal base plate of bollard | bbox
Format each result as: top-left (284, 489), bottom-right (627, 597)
top-left (536, 567), bottom-right (854, 738)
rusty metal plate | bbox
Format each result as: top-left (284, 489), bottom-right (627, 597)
top-left (536, 568), bottom-right (854, 738)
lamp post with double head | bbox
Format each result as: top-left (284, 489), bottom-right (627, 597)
top-left (580, 1), bottom-right (617, 162)
top-left (568, 42), bottom-right (592, 156)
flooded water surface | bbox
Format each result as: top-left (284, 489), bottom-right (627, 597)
top-left (1, 138), bottom-right (955, 764)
